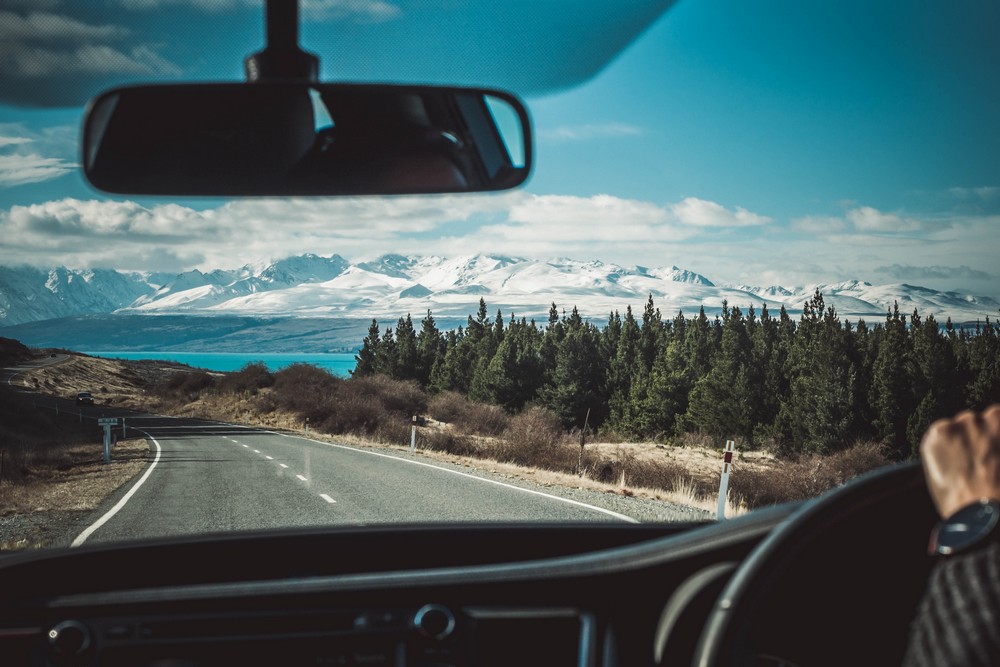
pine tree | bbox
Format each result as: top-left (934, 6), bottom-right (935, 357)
top-left (416, 310), bottom-right (442, 388)
top-left (353, 319), bottom-right (381, 376)
top-left (539, 321), bottom-right (606, 427)
top-left (394, 314), bottom-right (419, 381)
top-left (376, 327), bottom-right (398, 377)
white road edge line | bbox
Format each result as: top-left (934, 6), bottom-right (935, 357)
top-left (267, 431), bottom-right (638, 524)
top-left (319, 494), bottom-right (336, 504)
top-left (71, 428), bottom-right (162, 547)
top-left (296, 474), bottom-right (308, 481)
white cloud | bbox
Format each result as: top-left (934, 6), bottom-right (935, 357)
top-left (0, 10), bottom-right (127, 43)
top-left (2, 43), bottom-right (181, 78)
top-left (538, 123), bottom-right (643, 142)
top-left (0, 193), bottom-right (746, 272)
top-left (6, 194), bottom-right (993, 300)
top-left (791, 215), bottom-right (846, 233)
top-left (0, 8), bottom-right (180, 85)
top-left (949, 186), bottom-right (1000, 201)
top-left (846, 206), bottom-right (922, 232)
top-left (0, 153), bottom-right (77, 186)
top-left (508, 193), bottom-right (669, 227)
top-left (0, 124), bottom-right (80, 187)
top-left (670, 197), bottom-right (772, 227)
top-left (0, 137), bottom-right (33, 148)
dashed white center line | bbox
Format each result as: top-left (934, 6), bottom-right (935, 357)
top-left (253, 449), bottom-right (261, 453)
top-left (279, 463), bottom-right (289, 469)
top-left (242, 444), bottom-right (249, 448)
top-left (296, 474), bottom-right (307, 482)
top-left (229, 438), bottom-right (238, 443)
top-left (265, 455), bottom-right (274, 460)
top-left (319, 494), bottom-right (336, 504)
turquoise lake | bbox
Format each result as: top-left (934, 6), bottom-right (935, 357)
top-left (83, 351), bottom-right (358, 377)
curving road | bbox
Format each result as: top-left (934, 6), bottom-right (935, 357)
top-left (3, 356), bottom-right (643, 547)
top-left (65, 414), bottom-right (635, 547)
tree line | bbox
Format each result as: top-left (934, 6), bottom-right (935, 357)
top-left (352, 292), bottom-right (1000, 458)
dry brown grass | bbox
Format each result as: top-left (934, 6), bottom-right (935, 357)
top-left (11, 354), bottom-right (894, 517)
top-left (0, 438), bottom-right (149, 551)
top-left (0, 438), bottom-right (149, 515)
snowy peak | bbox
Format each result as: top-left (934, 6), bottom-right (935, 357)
top-left (1, 255), bottom-right (998, 327)
top-left (0, 265), bottom-right (155, 326)
top-left (260, 254), bottom-right (348, 285)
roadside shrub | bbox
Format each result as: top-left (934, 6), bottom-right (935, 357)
top-left (595, 448), bottom-right (691, 491)
top-left (428, 391), bottom-right (468, 423)
top-left (458, 402), bottom-right (509, 437)
top-left (372, 418), bottom-right (412, 446)
top-left (727, 440), bottom-right (891, 509)
top-left (346, 375), bottom-right (427, 417)
top-left (219, 362), bottom-right (274, 395)
top-left (161, 371), bottom-right (215, 400)
top-left (318, 390), bottom-right (384, 434)
top-left (271, 363), bottom-right (340, 419)
top-left (428, 392), bottom-right (508, 436)
top-left (491, 407), bottom-right (568, 467)
top-left (422, 430), bottom-right (479, 457)
top-left (308, 375), bottom-right (427, 442)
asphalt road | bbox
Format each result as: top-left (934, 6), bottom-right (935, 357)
top-left (6, 388), bottom-right (635, 547)
top-left (0, 353), bottom-right (71, 387)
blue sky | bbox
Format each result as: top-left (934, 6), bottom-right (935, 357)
top-left (1, 0), bottom-right (998, 297)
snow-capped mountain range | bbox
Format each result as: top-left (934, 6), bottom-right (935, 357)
top-left (1, 254), bottom-right (998, 328)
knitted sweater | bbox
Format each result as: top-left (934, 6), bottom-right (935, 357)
top-left (904, 542), bottom-right (1000, 666)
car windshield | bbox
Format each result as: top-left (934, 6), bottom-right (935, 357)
top-left (1, 1), bottom-right (998, 552)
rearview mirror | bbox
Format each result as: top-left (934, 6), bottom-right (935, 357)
top-left (83, 83), bottom-right (532, 196)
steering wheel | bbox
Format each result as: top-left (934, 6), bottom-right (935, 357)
top-left (691, 462), bottom-right (938, 667)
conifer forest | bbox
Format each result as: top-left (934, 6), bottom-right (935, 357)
top-left (353, 292), bottom-right (1000, 459)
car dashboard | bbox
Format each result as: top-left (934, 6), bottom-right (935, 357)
top-left (0, 508), bottom-right (793, 667)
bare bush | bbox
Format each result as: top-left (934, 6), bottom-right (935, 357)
top-left (218, 362), bottom-right (274, 395)
top-left (428, 391), bottom-right (467, 423)
top-left (157, 371), bottom-right (215, 401)
top-left (422, 430), bottom-right (480, 457)
top-left (319, 391), bottom-right (383, 434)
top-left (728, 440), bottom-right (892, 509)
top-left (429, 392), bottom-right (508, 436)
top-left (491, 407), bottom-right (570, 468)
top-left (271, 364), bottom-right (341, 420)
top-left (347, 375), bottom-right (427, 417)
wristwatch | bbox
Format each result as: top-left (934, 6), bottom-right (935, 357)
top-left (929, 499), bottom-right (1000, 556)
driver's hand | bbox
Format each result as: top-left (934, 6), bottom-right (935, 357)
top-left (920, 404), bottom-right (1000, 519)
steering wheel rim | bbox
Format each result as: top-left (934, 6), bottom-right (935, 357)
top-left (691, 461), bottom-right (932, 667)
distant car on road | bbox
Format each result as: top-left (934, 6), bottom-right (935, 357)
top-left (76, 391), bottom-right (95, 406)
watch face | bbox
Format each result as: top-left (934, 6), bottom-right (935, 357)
top-left (936, 500), bottom-right (1000, 555)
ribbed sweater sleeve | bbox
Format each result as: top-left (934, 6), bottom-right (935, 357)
top-left (904, 541), bottom-right (1000, 667)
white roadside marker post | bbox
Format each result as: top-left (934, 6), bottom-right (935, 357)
top-left (717, 440), bottom-right (735, 520)
top-left (305, 417), bottom-right (309, 435)
top-left (98, 417), bottom-right (118, 463)
top-left (410, 415), bottom-right (417, 453)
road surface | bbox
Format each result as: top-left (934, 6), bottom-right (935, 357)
top-left (64, 414), bottom-right (634, 546)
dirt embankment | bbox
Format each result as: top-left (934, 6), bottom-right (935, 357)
top-left (0, 352), bottom-right (188, 551)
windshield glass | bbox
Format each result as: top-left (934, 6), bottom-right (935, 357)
top-left (1, 0), bottom-right (998, 551)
